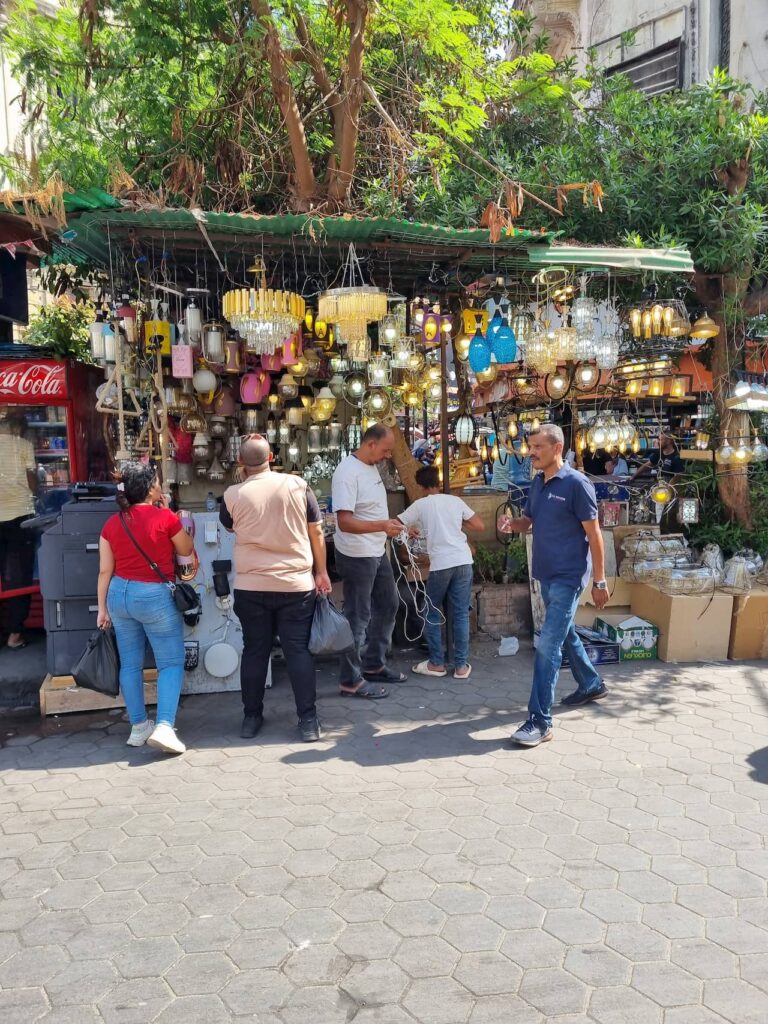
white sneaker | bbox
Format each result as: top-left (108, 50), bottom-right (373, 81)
top-left (147, 723), bottom-right (186, 755)
top-left (127, 719), bottom-right (155, 747)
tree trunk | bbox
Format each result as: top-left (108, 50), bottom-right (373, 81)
top-left (694, 271), bottom-right (753, 530)
top-left (327, 0), bottom-right (368, 204)
top-left (384, 414), bottom-right (427, 502)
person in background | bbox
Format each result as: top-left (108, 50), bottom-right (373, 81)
top-left (606, 452), bottom-right (629, 476)
top-left (98, 463), bottom-right (195, 755)
top-left (221, 434), bottom-right (331, 742)
top-left (398, 466), bottom-right (484, 679)
top-left (631, 433), bottom-right (685, 480)
top-left (500, 424), bottom-right (609, 748)
top-left (0, 412), bottom-right (38, 650)
top-left (583, 448), bottom-right (610, 476)
top-left (412, 438), bottom-right (435, 466)
top-left (332, 423), bottom-right (407, 699)
top-left (492, 436), bottom-right (531, 491)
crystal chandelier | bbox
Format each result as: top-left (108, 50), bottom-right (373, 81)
top-left (222, 260), bottom-right (304, 355)
top-left (318, 245), bottom-right (388, 362)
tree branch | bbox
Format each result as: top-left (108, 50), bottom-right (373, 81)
top-left (290, 8), bottom-right (344, 159)
top-left (362, 81), bottom-right (409, 150)
top-left (250, 0), bottom-right (316, 205)
top-left (328, 0), bottom-right (369, 203)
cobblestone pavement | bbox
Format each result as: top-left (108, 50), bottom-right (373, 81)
top-left (2, 644), bottom-right (768, 1023)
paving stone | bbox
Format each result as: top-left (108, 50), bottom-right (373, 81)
top-left (97, 977), bottom-right (173, 1024)
top-left (45, 958), bottom-right (118, 1007)
top-left (467, 993), bottom-right (544, 1023)
top-left (394, 935), bottom-right (460, 977)
top-left (154, 993), bottom-right (231, 1023)
top-left (113, 935), bottom-right (182, 978)
top-left (279, 983), bottom-right (357, 1024)
top-left (226, 927), bottom-right (293, 969)
top-left (703, 978), bottom-right (768, 1023)
top-left (563, 945), bottom-right (631, 986)
top-left (219, 968), bottom-right (293, 1014)
top-left (177, 915), bottom-right (241, 953)
top-left (0, 987), bottom-right (49, 1023)
top-left (342, 960), bottom-right (410, 1004)
top-left (706, 917), bottom-right (768, 954)
top-left (164, 951), bottom-right (236, 995)
top-left (386, 899), bottom-right (446, 936)
top-left (403, 977), bottom-right (474, 1023)
top-left (642, 903), bottom-right (705, 939)
top-left (519, 967), bottom-right (588, 1016)
top-left (501, 928), bottom-right (566, 969)
top-left (453, 950), bottom-right (522, 995)
top-left (605, 922), bottom-right (670, 961)
top-left (671, 938), bottom-right (738, 980)
top-left (0, 944), bottom-right (70, 987)
top-left (284, 943), bottom-right (350, 986)
top-left (543, 907), bottom-right (605, 944)
top-left (632, 961), bottom-right (702, 1006)
top-left (443, 913), bottom-right (504, 952)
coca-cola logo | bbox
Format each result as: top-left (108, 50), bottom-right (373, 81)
top-left (0, 362), bottom-right (67, 400)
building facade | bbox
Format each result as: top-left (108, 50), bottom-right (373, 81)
top-left (526, 1), bottom-right (768, 95)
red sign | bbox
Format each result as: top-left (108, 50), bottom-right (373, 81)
top-left (0, 361), bottom-right (68, 403)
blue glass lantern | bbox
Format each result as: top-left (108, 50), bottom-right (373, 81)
top-left (491, 318), bottom-right (517, 364)
top-left (486, 310), bottom-right (503, 347)
top-left (468, 329), bottom-right (491, 373)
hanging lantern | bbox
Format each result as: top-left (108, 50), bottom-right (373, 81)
top-left (690, 313), bottom-right (719, 339)
top-left (547, 372), bottom-right (569, 399)
top-left (752, 434), bottom-right (768, 462)
top-left (192, 367), bottom-right (217, 396)
top-left (732, 439), bottom-right (754, 464)
top-left (391, 335), bottom-right (414, 369)
top-left (677, 497), bottom-right (700, 524)
top-left (368, 353), bottom-right (392, 388)
top-left (328, 420), bottom-right (343, 449)
top-left (285, 398), bottom-right (305, 426)
top-left (422, 310), bottom-right (441, 346)
top-left (278, 373), bottom-right (299, 399)
top-left (203, 322), bottom-right (226, 363)
top-left (315, 386), bottom-right (337, 415)
top-left (192, 432), bottom-right (211, 461)
top-left (343, 371), bottom-right (366, 405)
top-left (88, 313), bottom-right (106, 364)
top-left (491, 318), bottom-right (517, 364)
top-left (626, 379), bottom-right (643, 398)
top-left (650, 481), bottom-right (675, 506)
top-left (278, 418), bottom-right (291, 444)
top-left (486, 310), bottom-right (503, 348)
top-left (365, 388), bottom-right (393, 418)
top-left (453, 332), bottom-right (471, 363)
top-left (307, 424), bottom-right (323, 453)
top-left (475, 363), bottom-right (498, 385)
top-left (454, 413), bottom-right (476, 445)
top-left (648, 378), bottom-right (664, 398)
top-left (669, 378), bottom-right (686, 399)
top-left (507, 416), bottom-right (519, 440)
top-left (519, 437), bottom-right (530, 457)
top-left (379, 314), bottom-right (400, 347)
top-left (715, 436), bottom-right (734, 464)
top-left (328, 373), bottom-right (346, 399)
top-left (575, 364), bottom-right (598, 390)
top-left (468, 329), bottom-right (491, 374)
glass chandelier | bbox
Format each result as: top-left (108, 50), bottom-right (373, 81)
top-left (318, 245), bottom-right (388, 362)
top-left (222, 264), bottom-right (304, 355)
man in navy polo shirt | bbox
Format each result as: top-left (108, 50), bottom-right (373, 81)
top-left (500, 424), bottom-right (609, 747)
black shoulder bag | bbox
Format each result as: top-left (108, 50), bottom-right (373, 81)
top-left (119, 512), bottom-right (201, 618)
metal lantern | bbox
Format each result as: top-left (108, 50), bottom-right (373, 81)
top-left (192, 432), bottom-right (212, 461)
top-left (677, 497), bottom-right (700, 524)
top-left (342, 372), bottom-right (366, 405)
top-left (203, 322), bottom-right (226, 363)
top-left (278, 373), bottom-right (299, 400)
top-left (308, 424), bottom-right (323, 453)
top-left (379, 315), bottom-right (400, 347)
top-left (278, 418), bottom-right (291, 445)
top-left (368, 353), bottom-right (392, 388)
top-left (89, 315), bottom-right (106, 364)
top-left (365, 388), bottom-right (393, 419)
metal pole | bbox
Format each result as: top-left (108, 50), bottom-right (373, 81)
top-left (440, 331), bottom-right (450, 493)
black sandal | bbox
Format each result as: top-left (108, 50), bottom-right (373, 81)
top-left (340, 682), bottom-right (389, 699)
top-left (363, 667), bottom-right (408, 683)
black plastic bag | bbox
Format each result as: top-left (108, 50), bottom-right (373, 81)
top-left (71, 628), bottom-right (120, 697)
top-left (309, 595), bottom-right (354, 655)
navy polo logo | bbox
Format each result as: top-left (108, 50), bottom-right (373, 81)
top-left (547, 493), bottom-right (566, 502)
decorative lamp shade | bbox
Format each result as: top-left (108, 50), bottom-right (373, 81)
top-left (261, 351), bottom-right (284, 373)
top-left (89, 319), bottom-right (106, 364)
top-left (365, 388), bottom-right (393, 418)
top-left (391, 336), bottom-right (414, 369)
top-left (422, 312), bottom-right (440, 346)
top-left (406, 349), bottom-right (426, 375)
top-left (379, 315), bottom-right (400, 347)
top-left (575, 364), bottom-right (597, 389)
top-left (453, 332), bottom-right (471, 363)
top-left (266, 385), bottom-right (281, 411)
top-left (290, 353), bottom-right (309, 378)
top-left (240, 372), bottom-right (270, 405)
top-left (626, 378), bottom-right (642, 397)
top-left (425, 381), bottom-right (442, 404)
top-left (650, 482), bottom-right (675, 505)
top-left (368, 353), bottom-right (391, 387)
top-left (486, 310), bottom-right (503, 347)
top-left (328, 373), bottom-right (346, 399)
top-left (298, 385), bottom-right (314, 410)
top-left (223, 339), bottom-right (242, 375)
top-left (468, 330), bottom-right (492, 374)
top-left (462, 308), bottom-right (489, 335)
top-left (213, 386), bottom-right (237, 417)
top-left (491, 320), bottom-right (517, 364)
top-left (669, 378), bottom-right (686, 399)
top-left (648, 379), bottom-right (664, 398)
top-left (285, 399), bottom-right (305, 426)
top-left (690, 314), bottom-right (719, 339)
top-left (192, 367), bottom-right (217, 394)
top-left (475, 363), bottom-right (498, 385)
top-left (715, 437), bottom-right (734, 464)
top-left (279, 418), bottom-right (291, 444)
top-left (454, 414), bottom-right (476, 445)
top-left (547, 373), bottom-right (569, 399)
top-left (753, 435), bottom-right (768, 462)
top-left (204, 323), bottom-right (225, 363)
top-left (316, 386), bottom-right (337, 414)
top-left (677, 497), bottom-right (700, 524)
top-left (343, 372), bottom-right (366, 405)
top-left (278, 373), bottom-right (299, 399)
top-left (192, 432), bottom-right (211, 461)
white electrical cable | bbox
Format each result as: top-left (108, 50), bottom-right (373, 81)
top-left (392, 531), bottom-right (446, 644)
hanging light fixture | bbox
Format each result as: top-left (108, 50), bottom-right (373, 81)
top-left (690, 313), bottom-right (719, 339)
top-left (365, 388), bottom-right (393, 419)
top-left (318, 245), bottom-right (387, 357)
top-left (468, 327), bottom-right (491, 374)
top-left (648, 378), bottom-right (664, 398)
top-left (575, 364), bottom-right (598, 390)
top-left (669, 378), bottom-right (686, 399)
top-left (475, 363), bottom-right (498, 385)
top-left (315, 386), bottom-right (337, 415)
top-left (342, 371), bottom-right (367, 405)
top-left (277, 373), bottom-right (299, 400)
top-left (454, 411), bottom-right (476, 445)
top-left (650, 481), bottom-right (675, 506)
top-left (379, 314), bottom-right (400, 347)
top-left (715, 435), bottom-right (734, 464)
top-left (223, 262), bottom-right (304, 355)
top-left (491, 316), bottom-right (517, 364)
top-left (368, 353), bottom-right (392, 388)
top-left (546, 372), bottom-right (570, 400)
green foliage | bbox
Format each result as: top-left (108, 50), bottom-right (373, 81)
top-left (682, 463), bottom-right (768, 555)
top-left (23, 298), bottom-right (94, 362)
top-left (473, 544), bottom-right (506, 585)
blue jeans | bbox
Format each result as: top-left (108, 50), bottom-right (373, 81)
top-left (530, 581), bottom-right (602, 729)
top-left (107, 578), bottom-right (184, 728)
top-left (425, 564), bottom-right (473, 669)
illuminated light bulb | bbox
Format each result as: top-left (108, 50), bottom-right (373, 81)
top-left (519, 438), bottom-right (530, 457)
top-left (752, 435), bottom-right (768, 462)
top-left (662, 306), bottom-right (675, 333)
top-left (491, 442), bottom-right (499, 461)
top-left (732, 441), bottom-right (753, 464)
top-left (715, 436), bottom-right (734, 464)
top-left (480, 439), bottom-right (489, 462)
top-left (454, 333), bottom-right (471, 362)
top-left (669, 378), bottom-right (685, 399)
top-left (469, 464), bottom-right (478, 477)
top-left (507, 417), bottom-right (518, 439)
top-left (434, 449), bottom-right (443, 467)
top-left (648, 379), bottom-right (664, 398)
top-left (629, 309), bottom-right (642, 338)
top-left (576, 365), bottom-right (596, 388)
top-left (650, 483), bottom-right (674, 505)
top-left (631, 436), bottom-right (641, 453)
top-left (626, 379), bottom-right (642, 397)
top-left (592, 426), bottom-right (607, 447)
top-left (531, 416), bottom-right (541, 430)
top-left (651, 304), bottom-right (664, 335)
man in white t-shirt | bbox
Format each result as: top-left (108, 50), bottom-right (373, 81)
top-left (332, 424), bottom-right (407, 699)
top-left (398, 466), bottom-right (484, 679)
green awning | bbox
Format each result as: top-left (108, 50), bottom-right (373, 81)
top-left (527, 244), bottom-right (694, 274)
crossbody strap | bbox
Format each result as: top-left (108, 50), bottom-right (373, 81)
top-left (118, 512), bottom-right (175, 590)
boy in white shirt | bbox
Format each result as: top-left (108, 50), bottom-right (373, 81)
top-left (398, 466), bottom-right (484, 679)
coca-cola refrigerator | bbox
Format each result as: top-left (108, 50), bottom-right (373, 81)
top-left (0, 355), bottom-right (110, 617)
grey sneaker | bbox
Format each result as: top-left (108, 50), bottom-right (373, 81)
top-left (510, 719), bottom-right (553, 747)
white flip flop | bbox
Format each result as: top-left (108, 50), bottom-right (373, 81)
top-left (412, 660), bottom-right (447, 677)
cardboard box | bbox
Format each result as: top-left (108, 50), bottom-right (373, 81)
top-left (595, 613), bottom-right (659, 661)
top-left (630, 583), bottom-right (734, 663)
top-left (579, 577), bottom-right (632, 610)
top-left (574, 605), bottom-right (632, 628)
top-left (562, 626), bottom-right (621, 670)
top-left (729, 586), bottom-right (768, 660)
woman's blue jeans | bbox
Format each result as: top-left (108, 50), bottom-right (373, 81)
top-left (530, 580), bottom-right (602, 729)
top-left (107, 578), bottom-right (184, 728)
top-left (425, 564), bottom-right (474, 669)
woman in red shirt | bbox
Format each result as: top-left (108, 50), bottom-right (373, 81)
top-left (98, 463), bottom-right (196, 755)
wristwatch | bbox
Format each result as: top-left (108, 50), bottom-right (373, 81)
top-left (593, 580), bottom-right (608, 590)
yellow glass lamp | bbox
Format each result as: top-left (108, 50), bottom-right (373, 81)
top-left (650, 482), bottom-right (675, 505)
top-left (626, 379), bottom-right (642, 397)
top-left (690, 313), bottom-right (719, 339)
top-left (475, 364), bottom-right (498, 385)
top-left (629, 308), bottom-right (642, 338)
top-left (519, 437), bottom-right (530, 457)
top-left (669, 378), bottom-right (686, 399)
top-left (648, 378), bottom-right (664, 398)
